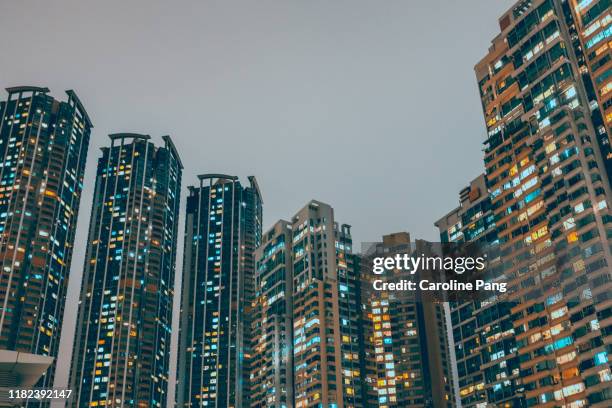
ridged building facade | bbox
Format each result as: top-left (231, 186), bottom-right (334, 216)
top-left (0, 86), bottom-right (91, 393)
top-left (70, 134), bottom-right (182, 408)
top-left (176, 174), bottom-right (262, 408)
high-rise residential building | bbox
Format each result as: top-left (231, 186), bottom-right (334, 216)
top-left (290, 201), bottom-right (345, 408)
top-left (473, 1), bottom-right (612, 406)
top-left (436, 175), bottom-right (523, 407)
top-left (335, 224), bottom-right (367, 408)
top-left (361, 233), bottom-right (455, 408)
top-left (250, 201), bottom-right (364, 408)
top-left (0, 86), bottom-right (91, 391)
top-left (251, 220), bottom-right (294, 408)
top-left (70, 134), bottom-right (182, 408)
top-left (176, 174), bottom-right (262, 408)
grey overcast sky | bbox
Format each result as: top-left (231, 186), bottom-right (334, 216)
top-left (0, 0), bottom-right (514, 402)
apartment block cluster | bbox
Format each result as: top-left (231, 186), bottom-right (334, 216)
top-left (0, 0), bottom-right (610, 407)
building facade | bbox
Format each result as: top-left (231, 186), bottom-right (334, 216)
top-left (361, 233), bottom-right (455, 408)
top-left (0, 86), bottom-right (91, 391)
top-left (70, 134), bottom-right (182, 407)
top-left (176, 174), bottom-right (262, 408)
top-left (249, 201), bottom-right (364, 408)
top-left (436, 175), bottom-right (523, 407)
top-left (250, 220), bottom-right (294, 408)
top-left (335, 224), bottom-right (367, 408)
top-left (473, 0), bottom-right (612, 405)
top-left (567, 0), bottom-right (612, 179)
top-left (290, 201), bottom-right (345, 408)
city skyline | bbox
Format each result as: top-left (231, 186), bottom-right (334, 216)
top-left (0, 2), bottom-right (517, 401)
top-left (0, 0), bottom-right (610, 407)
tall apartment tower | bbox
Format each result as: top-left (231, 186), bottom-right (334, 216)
top-left (476, 1), bottom-right (612, 406)
top-left (176, 174), bottom-right (262, 408)
top-left (70, 134), bottom-right (182, 408)
top-left (335, 223), bottom-right (367, 408)
top-left (250, 201), bottom-right (363, 408)
top-left (251, 220), bottom-right (294, 408)
top-left (436, 175), bottom-right (523, 407)
top-left (290, 201), bottom-right (345, 408)
top-left (0, 86), bottom-right (91, 389)
top-left (361, 233), bottom-right (455, 408)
